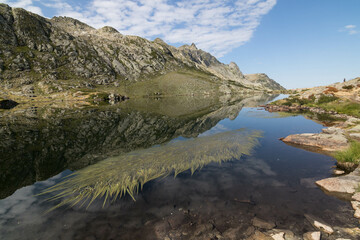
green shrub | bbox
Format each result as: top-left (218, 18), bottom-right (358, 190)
top-left (317, 94), bottom-right (338, 104)
top-left (327, 102), bottom-right (360, 117)
top-left (342, 85), bottom-right (354, 90)
top-left (334, 141), bottom-right (360, 163)
top-left (282, 101), bottom-right (292, 106)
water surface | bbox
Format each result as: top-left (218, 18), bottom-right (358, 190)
top-left (0, 94), bottom-right (358, 239)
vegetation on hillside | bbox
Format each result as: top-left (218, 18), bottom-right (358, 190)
top-left (272, 94), bottom-right (360, 118)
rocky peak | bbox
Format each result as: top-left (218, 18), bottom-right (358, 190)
top-left (97, 26), bottom-right (120, 34)
top-left (51, 16), bottom-right (94, 36)
top-left (190, 43), bottom-right (198, 50)
top-left (153, 38), bottom-right (166, 44)
top-left (228, 62), bottom-right (242, 74)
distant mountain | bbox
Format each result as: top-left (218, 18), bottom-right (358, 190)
top-left (0, 4), bottom-right (285, 99)
top-left (245, 73), bottom-right (285, 91)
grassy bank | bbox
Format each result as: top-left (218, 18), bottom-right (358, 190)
top-left (273, 94), bottom-right (360, 118)
top-left (334, 141), bottom-right (360, 163)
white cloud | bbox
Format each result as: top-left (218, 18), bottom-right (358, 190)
top-left (2, 0), bottom-right (43, 15)
top-left (341, 24), bottom-right (358, 35)
top-left (2, 0), bottom-right (277, 57)
top-left (345, 25), bottom-right (356, 29)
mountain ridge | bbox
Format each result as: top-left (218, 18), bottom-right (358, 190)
top-left (0, 4), bottom-right (285, 102)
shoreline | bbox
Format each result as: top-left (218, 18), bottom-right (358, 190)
top-left (262, 102), bottom-right (360, 223)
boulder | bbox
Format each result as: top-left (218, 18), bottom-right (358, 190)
top-left (304, 214), bottom-right (334, 234)
top-left (281, 127), bottom-right (349, 152)
top-left (303, 231), bottom-right (321, 240)
top-left (316, 166), bottom-right (360, 200)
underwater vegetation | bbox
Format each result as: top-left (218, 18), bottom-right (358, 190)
top-left (41, 129), bottom-right (262, 211)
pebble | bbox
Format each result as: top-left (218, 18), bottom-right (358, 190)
top-left (333, 169), bottom-right (345, 175)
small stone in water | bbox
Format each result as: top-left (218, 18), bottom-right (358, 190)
top-left (333, 169), bottom-right (345, 175)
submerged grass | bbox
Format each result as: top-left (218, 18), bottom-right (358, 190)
top-left (41, 129), bottom-right (262, 211)
top-left (334, 141), bottom-right (360, 163)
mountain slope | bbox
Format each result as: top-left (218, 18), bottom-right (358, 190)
top-left (0, 4), bottom-right (284, 100)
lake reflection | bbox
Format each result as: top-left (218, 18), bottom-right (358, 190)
top-left (0, 94), bottom-right (359, 240)
top-left (0, 93), bottom-right (274, 199)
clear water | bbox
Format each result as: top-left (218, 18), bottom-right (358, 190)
top-left (0, 95), bottom-right (357, 240)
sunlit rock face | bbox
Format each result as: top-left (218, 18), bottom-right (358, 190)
top-left (0, 3), bottom-right (284, 93)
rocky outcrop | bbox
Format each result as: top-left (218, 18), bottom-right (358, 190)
top-left (0, 4), bottom-right (284, 95)
top-left (281, 127), bottom-right (349, 152)
top-left (316, 166), bottom-right (360, 221)
top-left (292, 77), bottom-right (360, 103)
top-left (277, 114), bottom-right (360, 153)
top-left (316, 166), bottom-right (360, 200)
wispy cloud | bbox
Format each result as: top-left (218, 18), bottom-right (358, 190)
top-left (340, 24), bottom-right (358, 35)
top-left (2, 0), bottom-right (43, 15)
top-left (2, 0), bottom-right (277, 57)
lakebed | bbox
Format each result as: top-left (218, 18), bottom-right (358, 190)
top-left (0, 94), bottom-right (359, 240)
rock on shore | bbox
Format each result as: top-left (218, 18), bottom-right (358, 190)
top-left (281, 127), bottom-right (349, 152)
top-left (316, 166), bottom-right (360, 200)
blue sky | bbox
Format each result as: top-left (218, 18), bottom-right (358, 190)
top-left (222, 0), bottom-right (360, 88)
top-left (1, 0), bottom-right (359, 89)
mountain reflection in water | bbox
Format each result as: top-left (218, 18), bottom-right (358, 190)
top-left (0, 94), bottom-right (276, 199)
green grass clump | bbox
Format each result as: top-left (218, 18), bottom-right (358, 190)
top-left (317, 94), bottom-right (338, 104)
top-left (334, 141), bottom-right (360, 163)
top-left (41, 129), bottom-right (262, 211)
top-left (342, 85), bottom-right (354, 90)
top-left (319, 101), bottom-right (360, 118)
top-left (276, 96), bottom-right (314, 106)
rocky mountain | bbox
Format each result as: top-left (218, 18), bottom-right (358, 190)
top-left (245, 73), bottom-right (285, 91)
top-left (0, 4), bottom-right (284, 100)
